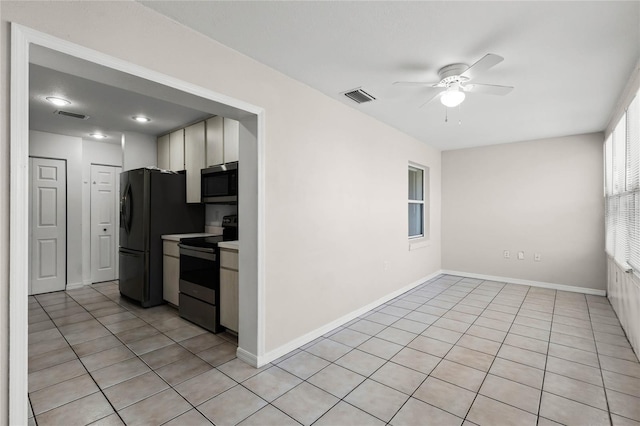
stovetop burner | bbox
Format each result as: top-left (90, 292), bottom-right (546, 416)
top-left (179, 235), bottom-right (224, 249)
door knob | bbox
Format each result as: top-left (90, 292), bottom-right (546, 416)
top-left (103, 228), bottom-right (107, 232)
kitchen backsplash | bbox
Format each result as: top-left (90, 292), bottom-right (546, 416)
top-left (205, 204), bottom-right (237, 227)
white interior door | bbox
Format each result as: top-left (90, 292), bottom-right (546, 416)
top-left (91, 164), bottom-right (120, 283)
top-left (29, 157), bottom-right (67, 295)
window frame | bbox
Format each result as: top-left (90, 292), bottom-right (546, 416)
top-left (408, 163), bottom-right (427, 240)
top-left (605, 90), bottom-right (640, 276)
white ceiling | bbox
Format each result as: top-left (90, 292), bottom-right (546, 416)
top-left (30, 63), bottom-right (213, 143)
top-left (140, 1), bottom-right (640, 151)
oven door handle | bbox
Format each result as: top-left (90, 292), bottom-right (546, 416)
top-left (178, 245), bottom-right (217, 261)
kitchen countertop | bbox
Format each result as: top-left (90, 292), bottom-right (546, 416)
top-left (161, 233), bottom-right (220, 242)
top-left (218, 241), bottom-right (239, 250)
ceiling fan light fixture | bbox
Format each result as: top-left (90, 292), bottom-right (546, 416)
top-left (440, 85), bottom-right (465, 108)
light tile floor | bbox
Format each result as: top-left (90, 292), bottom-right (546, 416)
top-left (28, 275), bottom-right (640, 425)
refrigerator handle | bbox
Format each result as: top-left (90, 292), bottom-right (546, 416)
top-left (121, 182), bottom-right (132, 234)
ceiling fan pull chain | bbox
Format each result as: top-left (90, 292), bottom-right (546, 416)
top-left (458, 104), bottom-right (462, 125)
top-left (444, 107), bottom-right (448, 123)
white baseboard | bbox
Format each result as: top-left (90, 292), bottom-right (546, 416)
top-left (254, 270), bottom-right (443, 367)
top-left (441, 270), bottom-right (607, 296)
top-left (238, 269), bottom-right (607, 368)
top-left (65, 281), bottom-right (86, 291)
top-left (236, 347), bottom-right (259, 368)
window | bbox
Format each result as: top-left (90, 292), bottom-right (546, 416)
top-left (408, 165), bottom-right (425, 238)
top-left (605, 91), bottom-right (640, 274)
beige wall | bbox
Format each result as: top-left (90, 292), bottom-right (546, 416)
top-left (1, 2), bottom-right (441, 418)
top-left (442, 133), bottom-right (605, 291)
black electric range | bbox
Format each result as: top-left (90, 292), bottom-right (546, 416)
top-left (177, 235), bottom-right (225, 333)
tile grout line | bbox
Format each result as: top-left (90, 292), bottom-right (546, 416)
top-left (91, 283), bottom-right (223, 425)
top-left (61, 283), bottom-right (133, 425)
top-left (543, 294), bottom-right (619, 419)
top-left (30, 288), bottom-right (126, 425)
top-left (391, 276), bottom-right (488, 424)
top-left (301, 275), bottom-right (465, 425)
top-left (377, 276), bottom-right (471, 424)
top-left (586, 293), bottom-right (615, 426)
top-left (309, 275), bottom-right (461, 424)
top-left (458, 281), bottom-right (535, 423)
top-left (316, 275), bottom-right (483, 424)
top-left (534, 280), bottom-right (556, 426)
top-left (29, 277), bottom-right (639, 426)
top-left (80, 283), bottom-right (241, 425)
top-left (33, 284), bottom-right (214, 425)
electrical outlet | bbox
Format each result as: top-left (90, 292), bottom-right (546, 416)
top-left (518, 251), bottom-right (525, 260)
top-left (503, 250), bottom-right (510, 259)
top-left (534, 253), bottom-right (541, 262)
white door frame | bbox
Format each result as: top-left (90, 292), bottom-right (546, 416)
top-left (10, 23), bottom-right (266, 425)
top-left (90, 164), bottom-right (121, 283)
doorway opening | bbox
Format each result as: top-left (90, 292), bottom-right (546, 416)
top-left (10, 23), bottom-right (265, 424)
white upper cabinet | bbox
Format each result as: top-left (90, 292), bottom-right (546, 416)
top-left (223, 118), bottom-right (239, 163)
top-left (169, 129), bottom-right (185, 171)
top-left (206, 116), bottom-right (239, 166)
top-left (185, 121), bottom-right (206, 203)
top-left (157, 134), bottom-right (170, 170)
top-left (206, 116), bottom-right (224, 167)
top-left (158, 116), bottom-right (239, 202)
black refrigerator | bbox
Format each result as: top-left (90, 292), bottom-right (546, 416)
top-left (119, 168), bottom-right (204, 307)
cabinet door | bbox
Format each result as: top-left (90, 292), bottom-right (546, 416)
top-left (220, 268), bottom-right (239, 332)
top-left (169, 129), bottom-right (185, 171)
top-left (157, 134), bottom-right (170, 170)
top-left (163, 254), bottom-right (180, 306)
top-left (223, 118), bottom-right (240, 163)
top-left (184, 121), bottom-right (206, 203)
top-left (206, 116), bottom-right (224, 167)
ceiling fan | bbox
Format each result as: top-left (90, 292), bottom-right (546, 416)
top-left (394, 53), bottom-right (514, 108)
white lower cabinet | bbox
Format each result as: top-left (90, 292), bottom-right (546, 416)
top-left (163, 240), bottom-right (180, 306)
top-left (219, 247), bottom-right (239, 333)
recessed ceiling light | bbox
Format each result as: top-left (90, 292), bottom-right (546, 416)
top-left (132, 115), bottom-right (151, 123)
top-left (46, 96), bottom-right (71, 106)
top-left (90, 133), bottom-right (107, 139)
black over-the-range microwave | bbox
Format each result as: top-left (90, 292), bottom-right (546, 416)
top-left (201, 161), bottom-right (238, 204)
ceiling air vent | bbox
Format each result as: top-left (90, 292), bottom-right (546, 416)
top-left (343, 88), bottom-right (376, 104)
top-left (55, 110), bottom-right (90, 120)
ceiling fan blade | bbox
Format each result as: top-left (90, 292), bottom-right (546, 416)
top-left (419, 91), bottom-right (444, 108)
top-left (393, 81), bottom-right (441, 87)
top-left (460, 53), bottom-right (504, 81)
top-left (464, 83), bottom-right (513, 95)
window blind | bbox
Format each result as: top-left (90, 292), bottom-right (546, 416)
top-left (613, 116), bottom-right (627, 195)
top-left (605, 134), bottom-right (613, 196)
top-left (627, 94), bottom-right (640, 270)
top-left (605, 91), bottom-right (640, 273)
top-left (605, 134), bottom-right (615, 257)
